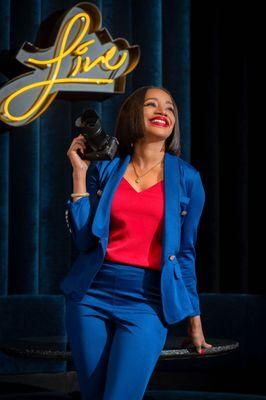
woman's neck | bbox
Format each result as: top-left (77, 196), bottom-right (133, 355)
top-left (131, 145), bottom-right (165, 171)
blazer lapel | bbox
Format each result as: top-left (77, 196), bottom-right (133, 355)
top-left (92, 152), bottom-right (181, 265)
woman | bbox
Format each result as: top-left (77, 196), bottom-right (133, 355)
top-left (62, 86), bottom-right (212, 400)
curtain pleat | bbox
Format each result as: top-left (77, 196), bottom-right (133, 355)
top-left (0, 0), bottom-right (11, 296)
top-left (7, 0), bottom-right (42, 294)
top-left (162, 0), bottom-right (191, 160)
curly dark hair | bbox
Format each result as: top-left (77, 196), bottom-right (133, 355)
top-left (114, 85), bottom-right (181, 158)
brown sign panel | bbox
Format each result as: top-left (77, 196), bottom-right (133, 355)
top-left (0, 2), bottom-right (140, 127)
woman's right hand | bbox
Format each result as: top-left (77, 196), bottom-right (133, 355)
top-left (67, 134), bottom-right (91, 173)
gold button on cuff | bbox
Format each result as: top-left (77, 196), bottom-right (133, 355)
top-left (181, 210), bottom-right (188, 216)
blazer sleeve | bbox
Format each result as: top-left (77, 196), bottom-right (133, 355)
top-left (177, 170), bottom-right (206, 317)
top-left (65, 161), bottom-right (99, 252)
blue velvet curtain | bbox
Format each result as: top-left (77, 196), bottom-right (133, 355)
top-left (0, 0), bottom-right (191, 296)
top-left (190, 1), bottom-right (249, 294)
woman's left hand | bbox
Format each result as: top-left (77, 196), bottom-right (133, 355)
top-left (181, 323), bottom-right (213, 354)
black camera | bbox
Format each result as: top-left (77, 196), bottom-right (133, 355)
top-left (75, 108), bottom-right (119, 161)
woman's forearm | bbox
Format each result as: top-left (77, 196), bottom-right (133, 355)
top-left (72, 170), bottom-right (87, 202)
top-left (187, 315), bottom-right (202, 330)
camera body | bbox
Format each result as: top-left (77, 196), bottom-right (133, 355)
top-left (75, 108), bottom-right (119, 161)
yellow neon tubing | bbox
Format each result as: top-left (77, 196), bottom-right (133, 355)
top-left (3, 78), bottom-right (113, 121)
top-left (73, 39), bottom-right (95, 56)
top-left (82, 48), bottom-right (127, 73)
top-left (27, 13), bottom-right (90, 66)
top-left (4, 13), bottom-right (91, 121)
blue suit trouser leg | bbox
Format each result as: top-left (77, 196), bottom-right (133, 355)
top-left (102, 312), bottom-right (168, 400)
top-left (65, 261), bottom-right (169, 400)
top-left (65, 301), bottom-right (114, 399)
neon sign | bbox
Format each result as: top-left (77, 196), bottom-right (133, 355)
top-left (0, 2), bottom-right (140, 127)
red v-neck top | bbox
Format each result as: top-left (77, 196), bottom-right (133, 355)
top-left (104, 177), bottom-right (165, 271)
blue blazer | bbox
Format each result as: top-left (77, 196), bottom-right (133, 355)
top-left (60, 151), bottom-right (205, 325)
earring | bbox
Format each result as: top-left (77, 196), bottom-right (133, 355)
top-left (130, 142), bottom-right (133, 147)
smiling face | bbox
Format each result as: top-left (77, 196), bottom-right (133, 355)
top-left (143, 88), bottom-right (176, 141)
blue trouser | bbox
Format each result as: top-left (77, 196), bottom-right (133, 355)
top-left (65, 259), bottom-right (169, 400)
